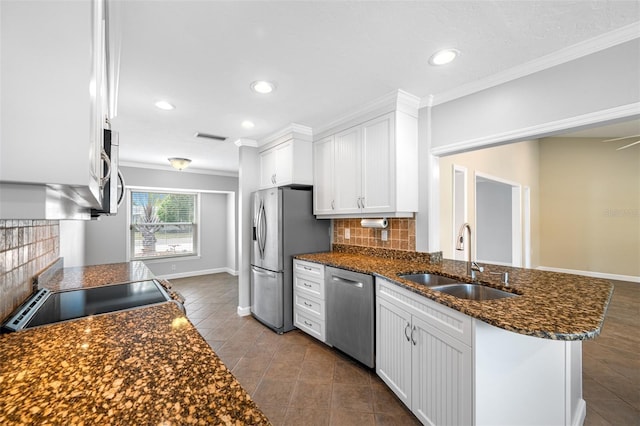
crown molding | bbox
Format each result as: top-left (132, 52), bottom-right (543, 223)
top-left (258, 123), bottom-right (313, 149)
top-left (119, 161), bottom-right (239, 177)
top-left (422, 22), bottom-right (640, 108)
top-left (314, 89), bottom-right (420, 139)
top-left (430, 102), bottom-right (640, 156)
top-left (233, 138), bottom-right (258, 148)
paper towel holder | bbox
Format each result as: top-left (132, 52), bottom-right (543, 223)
top-left (360, 218), bottom-right (388, 229)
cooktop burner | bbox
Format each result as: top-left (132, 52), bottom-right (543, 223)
top-left (2, 280), bottom-right (175, 332)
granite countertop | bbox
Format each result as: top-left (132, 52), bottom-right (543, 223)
top-left (37, 260), bottom-right (155, 291)
top-left (0, 303), bottom-right (270, 425)
top-left (296, 246), bottom-right (614, 341)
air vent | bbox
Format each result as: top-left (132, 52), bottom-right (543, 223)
top-left (194, 132), bottom-right (227, 141)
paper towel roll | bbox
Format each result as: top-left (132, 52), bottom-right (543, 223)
top-left (360, 218), bottom-right (388, 229)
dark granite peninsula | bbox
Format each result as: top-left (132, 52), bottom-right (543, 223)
top-left (296, 245), bottom-right (614, 426)
top-left (297, 245), bottom-right (613, 340)
top-left (0, 303), bottom-right (270, 425)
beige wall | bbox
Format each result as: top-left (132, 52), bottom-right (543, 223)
top-left (539, 137), bottom-right (640, 277)
top-left (438, 141), bottom-right (540, 266)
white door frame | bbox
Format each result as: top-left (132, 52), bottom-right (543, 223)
top-left (452, 164), bottom-right (468, 260)
top-left (474, 172), bottom-right (524, 267)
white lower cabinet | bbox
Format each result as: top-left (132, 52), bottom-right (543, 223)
top-left (377, 277), bottom-right (586, 426)
top-left (293, 260), bottom-right (327, 342)
top-left (377, 278), bottom-right (472, 426)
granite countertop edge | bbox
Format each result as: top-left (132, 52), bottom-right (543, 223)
top-left (295, 250), bottom-right (614, 342)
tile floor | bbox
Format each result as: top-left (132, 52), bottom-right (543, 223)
top-left (172, 273), bottom-right (639, 426)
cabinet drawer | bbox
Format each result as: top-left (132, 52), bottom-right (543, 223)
top-left (295, 292), bottom-right (325, 320)
top-left (294, 311), bottom-right (326, 342)
top-left (294, 259), bottom-right (325, 280)
top-left (294, 274), bottom-right (324, 299)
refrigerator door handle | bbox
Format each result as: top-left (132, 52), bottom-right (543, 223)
top-left (258, 200), bottom-right (267, 259)
top-left (255, 199), bottom-right (265, 259)
top-left (251, 266), bottom-right (276, 278)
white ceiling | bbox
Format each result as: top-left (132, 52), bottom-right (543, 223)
top-left (112, 1), bottom-right (640, 175)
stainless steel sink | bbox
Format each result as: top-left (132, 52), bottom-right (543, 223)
top-left (431, 283), bottom-right (517, 301)
top-left (399, 273), bottom-right (460, 286)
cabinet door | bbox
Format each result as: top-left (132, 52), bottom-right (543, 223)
top-left (361, 113), bottom-right (394, 213)
top-left (1, 0), bottom-right (103, 204)
top-left (333, 126), bottom-right (361, 213)
top-left (376, 297), bottom-right (412, 407)
top-left (274, 141), bottom-right (293, 184)
top-left (313, 136), bottom-right (335, 215)
top-left (411, 315), bottom-right (472, 426)
top-left (259, 148), bottom-right (277, 188)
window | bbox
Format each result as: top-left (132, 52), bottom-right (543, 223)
top-left (130, 190), bottom-right (198, 260)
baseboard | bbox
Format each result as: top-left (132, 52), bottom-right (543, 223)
top-left (573, 399), bottom-right (586, 426)
top-left (536, 266), bottom-right (640, 283)
top-left (157, 267), bottom-right (238, 280)
top-left (237, 306), bottom-right (251, 317)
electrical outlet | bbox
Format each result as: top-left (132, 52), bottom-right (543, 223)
top-left (381, 230), bottom-right (388, 241)
top-left (344, 228), bottom-right (350, 239)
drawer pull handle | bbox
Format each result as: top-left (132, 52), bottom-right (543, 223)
top-left (304, 320), bottom-right (313, 327)
top-left (303, 266), bottom-right (313, 271)
top-left (304, 302), bottom-right (313, 307)
top-left (303, 283), bottom-right (312, 287)
top-left (404, 322), bottom-right (411, 342)
top-left (411, 325), bottom-right (417, 346)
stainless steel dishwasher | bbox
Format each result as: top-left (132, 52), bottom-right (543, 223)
top-left (325, 266), bottom-right (375, 368)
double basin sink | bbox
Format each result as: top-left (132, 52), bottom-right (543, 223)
top-left (399, 273), bottom-right (517, 301)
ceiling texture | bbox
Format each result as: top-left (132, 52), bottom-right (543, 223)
top-left (113, 1), bottom-right (640, 175)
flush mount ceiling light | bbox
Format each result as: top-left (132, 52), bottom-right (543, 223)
top-left (429, 48), bottom-right (459, 66)
top-left (155, 100), bottom-right (175, 110)
top-left (168, 157), bottom-right (191, 170)
top-left (241, 120), bottom-right (255, 129)
top-left (250, 80), bottom-right (276, 94)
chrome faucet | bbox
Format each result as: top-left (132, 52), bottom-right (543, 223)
top-left (456, 223), bottom-right (484, 281)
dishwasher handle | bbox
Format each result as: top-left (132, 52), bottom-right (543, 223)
top-left (331, 276), bottom-right (364, 288)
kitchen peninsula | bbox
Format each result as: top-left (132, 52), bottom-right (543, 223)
top-left (0, 262), bottom-right (269, 425)
top-left (297, 244), bottom-right (614, 426)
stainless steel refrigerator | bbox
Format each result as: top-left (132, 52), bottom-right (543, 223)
top-left (251, 186), bottom-right (330, 333)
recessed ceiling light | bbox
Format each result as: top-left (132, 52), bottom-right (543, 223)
top-left (241, 120), bottom-right (255, 129)
top-left (429, 49), bottom-right (459, 66)
top-left (155, 100), bottom-right (175, 110)
top-left (250, 80), bottom-right (276, 94)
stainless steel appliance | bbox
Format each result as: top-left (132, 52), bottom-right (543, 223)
top-left (326, 266), bottom-right (375, 367)
top-left (1, 280), bottom-right (183, 333)
top-left (251, 186), bottom-right (330, 334)
top-left (91, 128), bottom-right (125, 218)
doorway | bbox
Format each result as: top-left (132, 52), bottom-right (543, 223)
top-left (475, 173), bottom-right (523, 267)
top-left (452, 165), bottom-right (467, 261)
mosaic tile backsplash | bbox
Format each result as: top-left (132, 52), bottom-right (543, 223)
top-left (333, 218), bottom-right (416, 251)
top-left (0, 220), bottom-right (59, 321)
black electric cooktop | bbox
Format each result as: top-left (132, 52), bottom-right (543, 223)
top-left (2, 280), bottom-right (173, 332)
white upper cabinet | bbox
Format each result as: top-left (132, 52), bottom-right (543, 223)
top-left (313, 136), bottom-right (335, 215)
top-left (258, 124), bottom-right (313, 189)
top-left (312, 90), bottom-right (419, 218)
top-left (0, 0), bottom-right (119, 219)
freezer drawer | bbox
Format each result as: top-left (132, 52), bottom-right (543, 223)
top-left (250, 266), bottom-right (283, 330)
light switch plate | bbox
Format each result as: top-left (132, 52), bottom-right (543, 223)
top-left (345, 228), bottom-right (350, 239)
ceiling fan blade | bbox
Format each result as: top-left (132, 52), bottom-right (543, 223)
top-left (602, 134), bottom-right (640, 143)
top-left (616, 140), bottom-right (640, 151)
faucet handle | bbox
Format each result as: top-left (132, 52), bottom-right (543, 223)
top-left (490, 271), bottom-right (509, 286)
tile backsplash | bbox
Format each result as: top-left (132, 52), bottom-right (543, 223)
top-left (0, 220), bottom-right (59, 321)
top-left (333, 218), bottom-right (416, 251)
